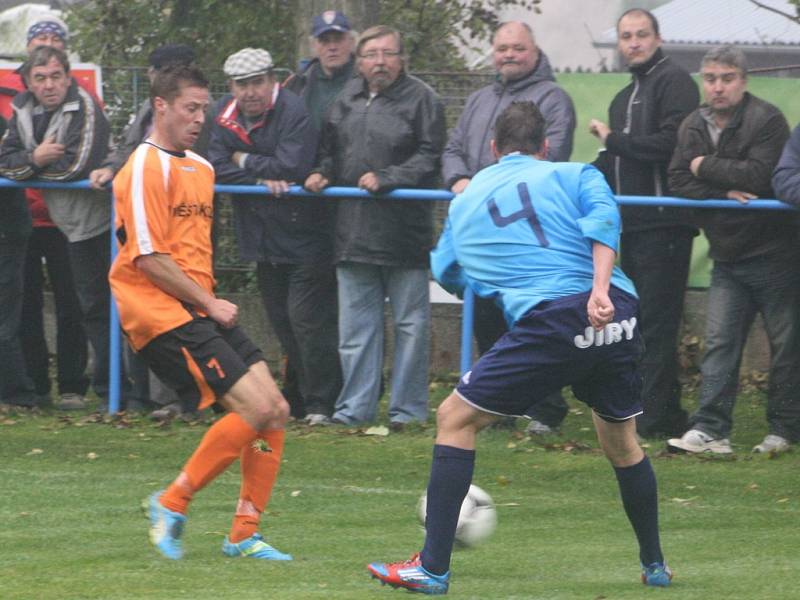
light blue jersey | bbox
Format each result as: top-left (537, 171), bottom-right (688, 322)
top-left (431, 153), bottom-right (636, 326)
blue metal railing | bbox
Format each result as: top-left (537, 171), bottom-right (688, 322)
top-left (0, 177), bottom-right (795, 413)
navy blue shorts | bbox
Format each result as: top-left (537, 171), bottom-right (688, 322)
top-left (456, 287), bottom-right (643, 422)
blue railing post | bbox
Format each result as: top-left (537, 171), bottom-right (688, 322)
top-left (108, 193), bottom-right (121, 414)
top-left (459, 288), bottom-right (475, 376)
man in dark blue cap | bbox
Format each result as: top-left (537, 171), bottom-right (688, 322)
top-left (284, 10), bottom-right (356, 131)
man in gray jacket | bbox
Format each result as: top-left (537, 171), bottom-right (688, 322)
top-left (0, 46), bottom-right (119, 406)
top-left (441, 21), bottom-right (576, 434)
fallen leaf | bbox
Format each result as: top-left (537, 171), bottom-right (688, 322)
top-left (2, 419), bottom-right (17, 425)
top-left (506, 442), bottom-right (517, 449)
top-left (364, 425), bottom-right (389, 436)
top-left (86, 452), bottom-right (98, 460)
top-left (496, 475), bottom-right (511, 486)
top-left (684, 485), bottom-right (697, 490)
top-left (748, 483), bottom-right (759, 490)
top-left (290, 490), bottom-right (302, 497)
top-left (670, 496), bottom-right (698, 504)
top-left (777, 498), bottom-right (789, 503)
top-left (26, 448), bottom-right (44, 455)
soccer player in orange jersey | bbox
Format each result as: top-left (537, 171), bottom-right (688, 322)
top-left (109, 65), bottom-right (292, 561)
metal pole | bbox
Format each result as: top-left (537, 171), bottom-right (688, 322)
top-left (108, 193), bottom-right (121, 414)
top-left (459, 288), bottom-right (475, 376)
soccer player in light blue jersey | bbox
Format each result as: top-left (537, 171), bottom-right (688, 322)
top-left (367, 101), bottom-right (671, 594)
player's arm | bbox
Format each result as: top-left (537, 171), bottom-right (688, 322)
top-left (135, 253), bottom-right (237, 328)
top-left (587, 242), bottom-right (615, 330)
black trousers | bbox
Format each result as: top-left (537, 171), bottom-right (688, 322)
top-left (621, 227), bottom-right (694, 437)
top-left (20, 226), bottom-right (88, 396)
top-left (256, 260), bottom-right (342, 417)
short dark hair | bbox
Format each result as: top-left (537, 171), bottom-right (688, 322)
top-left (21, 45), bottom-right (69, 80)
top-left (702, 45), bottom-right (748, 76)
top-left (494, 101), bottom-right (546, 156)
top-left (617, 8), bottom-right (660, 36)
top-left (150, 65), bottom-right (209, 105)
top-left (148, 44), bottom-right (196, 70)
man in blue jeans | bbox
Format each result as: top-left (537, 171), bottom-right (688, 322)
top-left (668, 45), bottom-right (800, 455)
top-left (367, 101), bottom-right (671, 594)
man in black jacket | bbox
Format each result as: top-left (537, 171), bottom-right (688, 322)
top-left (589, 8), bottom-right (699, 439)
top-left (305, 26), bottom-right (446, 428)
top-left (0, 114), bottom-right (37, 408)
top-left (667, 45), bottom-right (799, 455)
top-left (210, 47), bottom-right (341, 426)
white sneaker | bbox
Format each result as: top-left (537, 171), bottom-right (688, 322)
top-left (304, 413), bottom-right (333, 426)
top-left (753, 434), bottom-right (790, 454)
top-left (526, 419), bottom-right (554, 435)
top-left (667, 429), bottom-right (733, 454)
top-left (57, 393), bottom-right (86, 410)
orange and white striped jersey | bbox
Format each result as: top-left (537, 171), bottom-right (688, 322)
top-left (109, 140), bottom-right (216, 350)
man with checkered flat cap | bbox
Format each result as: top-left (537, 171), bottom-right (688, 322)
top-left (209, 47), bottom-right (342, 426)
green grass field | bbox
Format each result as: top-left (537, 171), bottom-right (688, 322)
top-left (2, 387), bottom-right (799, 600)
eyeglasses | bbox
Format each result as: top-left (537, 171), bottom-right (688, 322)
top-left (359, 50), bottom-right (401, 60)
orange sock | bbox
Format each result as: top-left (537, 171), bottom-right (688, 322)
top-left (229, 429), bottom-right (285, 543)
top-left (161, 413), bottom-right (259, 514)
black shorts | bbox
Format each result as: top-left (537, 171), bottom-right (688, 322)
top-left (456, 287), bottom-right (644, 422)
top-left (138, 318), bottom-right (265, 410)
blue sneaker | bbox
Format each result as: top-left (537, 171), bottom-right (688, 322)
top-left (148, 491), bottom-right (186, 560)
top-left (641, 562), bottom-right (673, 587)
top-left (368, 553), bottom-right (450, 595)
top-left (222, 533), bottom-right (292, 560)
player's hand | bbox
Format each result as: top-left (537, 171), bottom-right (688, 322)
top-left (32, 136), bottom-right (65, 167)
top-left (588, 119), bottom-right (611, 144)
top-left (358, 172), bottom-right (380, 193)
top-left (727, 190), bottom-right (757, 204)
top-left (689, 155), bottom-right (705, 176)
top-left (89, 167), bottom-right (114, 190)
top-left (587, 288), bottom-right (615, 331)
top-left (206, 298), bottom-right (238, 328)
top-left (450, 178), bottom-right (471, 195)
top-left (304, 173), bottom-right (329, 193)
top-left (259, 179), bottom-right (290, 197)
top-left (232, 151), bottom-right (245, 166)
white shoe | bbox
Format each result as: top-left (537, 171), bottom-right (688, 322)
top-left (304, 413), bottom-right (333, 426)
top-left (753, 434), bottom-right (790, 454)
top-left (526, 419), bottom-right (554, 435)
top-left (667, 429), bottom-right (733, 454)
top-left (57, 393), bottom-right (86, 410)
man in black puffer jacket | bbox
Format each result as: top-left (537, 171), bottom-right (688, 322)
top-left (589, 8), bottom-right (699, 439)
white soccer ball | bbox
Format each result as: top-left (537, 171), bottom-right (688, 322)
top-left (417, 484), bottom-right (498, 547)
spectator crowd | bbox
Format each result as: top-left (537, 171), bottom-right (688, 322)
top-left (1, 7), bottom-right (799, 455)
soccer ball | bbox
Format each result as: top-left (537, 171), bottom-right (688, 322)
top-left (417, 484), bottom-right (498, 547)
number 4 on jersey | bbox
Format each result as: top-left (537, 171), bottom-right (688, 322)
top-left (487, 182), bottom-right (550, 247)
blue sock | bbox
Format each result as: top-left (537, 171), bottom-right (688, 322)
top-left (419, 444), bottom-right (475, 576)
top-left (613, 455), bottom-right (664, 565)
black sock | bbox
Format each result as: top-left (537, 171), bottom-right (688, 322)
top-left (613, 455), bottom-right (664, 565)
top-left (419, 444), bottom-right (475, 575)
